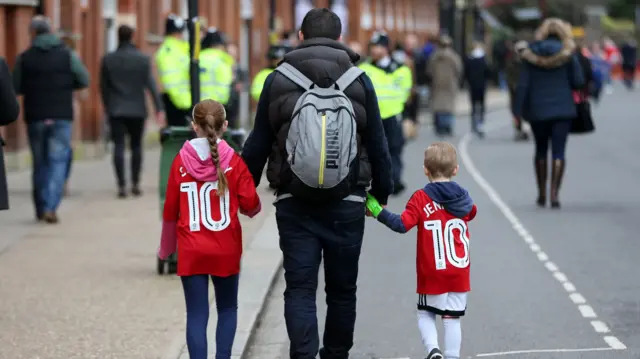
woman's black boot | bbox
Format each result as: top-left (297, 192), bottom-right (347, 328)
top-left (535, 159), bottom-right (548, 207)
top-left (550, 159), bottom-right (565, 209)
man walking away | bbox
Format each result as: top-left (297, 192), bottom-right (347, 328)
top-left (100, 25), bottom-right (164, 198)
top-left (427, 35), bottom-right (462, 136)
top-left (464, 41), bottom-right (491, 138)
top-left (505, 40), bottom-right (530, 141)
top-left (620, 38), bottom-right (637, 90)
top-left (242, 8), bottom-right (393, 359)
top-left (0, 56), bottom-right (20, 211)
top-left (13, 16), bottom-right (89, 223)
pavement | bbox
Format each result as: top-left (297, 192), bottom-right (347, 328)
top-left (0, 145), bottom-right (280, 359)
top-left (245, 85), bottom-right (640, 359)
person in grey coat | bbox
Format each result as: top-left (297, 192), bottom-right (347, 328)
top-left (0, 57), bottom-right (20, 211)
top-left (100, 25), bottom-right (164, 198)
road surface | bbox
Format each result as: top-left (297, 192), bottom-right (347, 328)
top-left (246, 87), bottom-right (640, 359)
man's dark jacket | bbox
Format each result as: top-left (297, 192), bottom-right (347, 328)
top-left (242, 38), bottom-right (393, 205)
top-left (13, 33), bottom-right (89, 122)
top-left (100, 42), bottom-right (163, 119)
top-left (0, 57), bottom-right (20, 210)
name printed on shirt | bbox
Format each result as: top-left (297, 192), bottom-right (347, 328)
top-left (423, 201), bottom-right (443, 218)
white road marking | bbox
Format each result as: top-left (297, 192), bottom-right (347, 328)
top-left (563, 282), bottom-right (576, 292)
top-left (475, 347), bottom-right (618, 357)
top-left (459, 128), bottom-right (626, 351)
top-left (604, 336), bottom-right (627, 349)
top-left (553, 272), bottom-right (568, 283)
top-left (569, 293), bottom-right (586, 304)
top-left (591, 320), bottom-right (611, 333)
top-left (544, 261), bottom-right (558, 272)
top-left (536, 251), bottom-right (548, 261)
top-left (578, 305), bottom-right (597, 318)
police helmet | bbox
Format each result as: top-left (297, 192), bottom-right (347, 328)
top-left (369, 31), bottom-right (390, 48)
top-left (201, 27), bottom-right (227, 48)
top-left (267, 45), bottom-right (287, 60)
top-left (165, 14), bottom-right (185, 35)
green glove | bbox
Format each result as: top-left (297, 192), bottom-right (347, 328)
top-left (366, 193), bottom-right (384, 218)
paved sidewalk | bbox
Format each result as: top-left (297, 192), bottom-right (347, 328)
top-left (0, 147), bottom-right (279, 359)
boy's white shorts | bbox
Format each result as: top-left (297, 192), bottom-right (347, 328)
top-left (417, 292), bottom-right (468, 317)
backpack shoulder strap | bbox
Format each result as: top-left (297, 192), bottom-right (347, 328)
top-left (275, 62), bottom-right (314, 90)
top-left (334, 67), bottom-right (364, 91)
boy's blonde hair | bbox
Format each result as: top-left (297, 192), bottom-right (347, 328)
top-left (424, 142), bottom-right (458, 178)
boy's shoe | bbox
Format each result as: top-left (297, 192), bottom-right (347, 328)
top-left (427, 348), bottom-right (444, 359)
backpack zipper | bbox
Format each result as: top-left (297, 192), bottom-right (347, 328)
top-left (318, 112), bottom-right (327, 187)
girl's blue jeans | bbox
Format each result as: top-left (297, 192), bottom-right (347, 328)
top-left (181, 274), bottom-right (239, 359)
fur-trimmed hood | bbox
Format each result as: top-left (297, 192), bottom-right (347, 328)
top-left (520, 18), bottom-right (576, 69)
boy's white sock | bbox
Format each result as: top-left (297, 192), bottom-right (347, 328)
top-left (417, 310), bottom-right (438, 354)
top-left (442, 317), bottom-right (462, 359)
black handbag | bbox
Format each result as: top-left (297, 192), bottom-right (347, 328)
top-left (571, 92), bottom-right (595, 134)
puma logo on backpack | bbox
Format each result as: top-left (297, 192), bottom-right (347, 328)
top-left (275, 62), bottom-right (364, 203)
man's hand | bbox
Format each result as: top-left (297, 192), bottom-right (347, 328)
top-left (366, 193), bottom-right (384, 218)
top-left (156, 111), bottom-right (166, 128)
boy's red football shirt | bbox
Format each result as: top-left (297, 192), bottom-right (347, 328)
top-left (398, 190), bottom-right (477, 295)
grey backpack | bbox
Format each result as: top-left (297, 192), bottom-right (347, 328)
top-left (275, 62), bottom-right (364, 202)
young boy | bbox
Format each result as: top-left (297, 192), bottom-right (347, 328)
top-left (366, 141), bottom-right (477, 359)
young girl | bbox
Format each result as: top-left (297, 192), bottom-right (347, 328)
top-left (158, 99), bottom-right (261, 359)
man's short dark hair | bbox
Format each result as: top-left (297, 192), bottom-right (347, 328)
top-left (118, 25), bottom-right (134, 43)
top-left (300, 8), bottom-right (341, 40)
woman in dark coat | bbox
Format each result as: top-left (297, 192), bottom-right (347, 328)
top-left (514, 19), bottom-right (584, 209)
top-left (0, 56), bottom-right (20, 210)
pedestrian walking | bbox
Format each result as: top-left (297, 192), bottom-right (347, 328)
top-left (13, 16), bottom-right (89, 223)
top-left (427, 35), bottom-right (462, 136)
top-left (100, 25), bottom-right (165, 198)
top-left (463, 41), bottom-right (491, 138)
top-left (241, 8), bottom-right (393, 359)
top-left (505, 40), bottom-right (530, 141)
top-left (620, 38), bottom-right (637, 90)
top-left (158, 99), bottom-right (261, 359)
top-left (492, 37), bottom-right (508, 90)
top-left (366, 141), bottom-right (477, 359)
top-left (513, 18), bottom-right (584, 209)
top-left (400, 33), bottom-right (425, 141)
top-left (0, 56), bottom-right (20, 211)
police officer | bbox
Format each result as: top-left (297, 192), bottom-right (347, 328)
top-left (155, 14), bottom-right (190, 126)
top-left (199, 28), bottom-right (241, 151)
top-left (200, 28), bottom-right (233, 106)
top-left (359, 31), bottom-right (411, 195)
top-left (250, 45), bottom-right (289, 102)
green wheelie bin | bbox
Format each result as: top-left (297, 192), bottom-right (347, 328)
top-left (157, 126), bottom-right (195, 275)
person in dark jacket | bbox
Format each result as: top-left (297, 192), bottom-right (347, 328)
top-left (514, 18), bottom-right (584, 209)
top-left (100, 25), bottom-right (164, 198)
top-left (0, 57), bottom-right (20, 211)
top-left (620, 38), bottom-right (637, 90)
top-left (464, 41), bottom-right (491, 138)
top-left (505, 40), bottom-right (530, 141)
top-left (241, 8), bottom-right (393, 359)
top-left (13, 16), bottom-right (89, 223)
